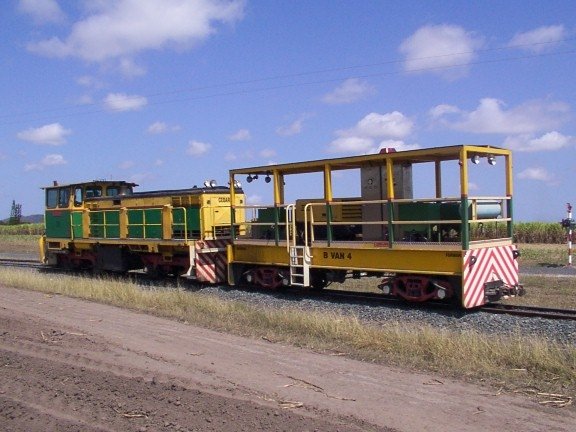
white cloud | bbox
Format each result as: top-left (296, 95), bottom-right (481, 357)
top-left (27, 0), bottom-right (245, 62)
top-left (146, 121), bottom-right (180, 134)
top-left (428, 104), bottom-right (460, 119)
top-left (399, 24), bottom-right (483, 79)
top-left (186, 140), bottom-right (211, 156)
top-left (25, 153), bottom-right (67, 171)
top-left (229, 128), bottom-right (251, 141)
top-left (430, 98), bottom-right (570, 134)
top-left (504, 131), bottom-right (573, 152)
top-left (322, 78), bottom-right (376, 104)
top-left (508, 25), bottom-right (566, 53)
top-left (17, 123), bottom-right (71, 145)
top-left (328, 112), bottom-right (417, 154)
top-left (518, 167), bottom-right (556, 184)
top-left (276, 114), bottom-right (311, 137)
top-left (104, 93), bottom-right (148, 111)
top-left (329, 136), bottom-right (375, 154)
top-left (18, 0), bottom-right (65, 24)
top-left (224, 152), bottom-right (237, 161)
top-left (353, 112), bottom-right (414, 139)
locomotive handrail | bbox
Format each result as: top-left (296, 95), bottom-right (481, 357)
top-left (232, 203), bottom-right (292, 246)
top-left (171, 206), bottom-right (188, 241)
top-left (301, 195), bottom-right (511, 248)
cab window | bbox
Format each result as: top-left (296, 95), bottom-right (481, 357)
top-left (46, 189), bottom-right (58, 208)
top-left (106, 187), bottom-right (119, 196)
top-left (74, 187), bottom-right (83, 207)
top-left (85, 186), bottom-right (102, 198)
top-left (58, 188), bottom-right (70, 207)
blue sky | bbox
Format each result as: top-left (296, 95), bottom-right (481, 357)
top-left (1, 0), bottom-right (574, 221)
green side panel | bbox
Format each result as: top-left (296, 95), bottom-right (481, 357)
top-left (144, 209), bottom-right (162, 239)
top-left (45, 210), bottom-right (71, 238)
top-left (71, 211), bottom-right (83, 238)
top-left (89, 211), bottom-right (104, 237)
top-left (127, 209), bottom-right (162, 239)
top-left (104, 211), bottom-right (120, 238)
top-left (398, 202), bottom-right (441, 221)
top-left (257, 207), bottom-right (286, 223)
top-left (172, 207), bottom-right (200, 238)
top-left (89, 210), bottom-right (120, 238)
top-left (127, 210), bottom-right (144, 238)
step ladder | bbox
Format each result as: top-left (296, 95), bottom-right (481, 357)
top-left (289, 245), bottom-right (310, 287)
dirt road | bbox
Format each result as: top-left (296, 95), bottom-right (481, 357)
top-left (1, 285), bottom-right (574, 432)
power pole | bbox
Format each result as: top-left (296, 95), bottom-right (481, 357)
top-left (9, 200), bottom-right (22, 225)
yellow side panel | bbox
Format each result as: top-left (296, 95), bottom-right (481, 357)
top-left (230, 244), bottom-right (290, 266)
top-left (311, 247), bottom-right (463, 275)
top-left (230, 244), bottom-right (462, 276)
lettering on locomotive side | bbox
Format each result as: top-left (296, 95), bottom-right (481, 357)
top-left (323, 251), bottom-right (352, 260)
top-left (445, 252), bottom-right (461, 258)
top-left (218, 197), bottom-right (231, 203)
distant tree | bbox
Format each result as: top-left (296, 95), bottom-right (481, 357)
top-left (9, 200), bottom-right (22, 225)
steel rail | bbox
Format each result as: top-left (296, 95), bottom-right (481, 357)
top-left (480, 304), bottom-right (576, 321)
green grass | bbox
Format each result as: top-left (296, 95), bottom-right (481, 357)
top-left (0, 269), bottom-right (574, 406)
top-left (518, 243), bottom-right (570, 267)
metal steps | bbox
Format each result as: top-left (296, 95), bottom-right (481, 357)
top-left (289, 245), bottom-right (310, 286)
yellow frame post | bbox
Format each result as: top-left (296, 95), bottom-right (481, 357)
top-left (459, 148), bottom-right (469, 249)
top-left (324, 164), bottom-right (333, 245)
top-left (229, 174), bottom-right (236, 239)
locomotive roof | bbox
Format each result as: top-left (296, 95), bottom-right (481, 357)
top-left (129, 186), bottom-right (242, 198)
top-left (230, 144), bottom-right (510, 176)
top-left (42, 180), bottom-right (137, 190)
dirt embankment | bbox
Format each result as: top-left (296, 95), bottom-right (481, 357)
top-left (1, 285), bottom-right (574, 432)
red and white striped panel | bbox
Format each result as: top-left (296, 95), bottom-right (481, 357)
top-left (194, 239), bottom-right (230, 284)
top-left (463, 245), bottom-right (519, 308)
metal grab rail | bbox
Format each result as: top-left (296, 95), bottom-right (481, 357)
top-left (300, 196), bottom-right (512, 247)
top-left (232, 204), bottom-right (292, 246)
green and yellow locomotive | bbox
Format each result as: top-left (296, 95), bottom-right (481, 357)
top-left (40, 180), bottom-right (245, 283)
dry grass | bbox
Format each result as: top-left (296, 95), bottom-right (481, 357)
top-left (0, 234), bottom-right (40, 255)
top-left (505, 275), bottom-right (576, 310)
top-left (0, 269), bottom-right (574, 405)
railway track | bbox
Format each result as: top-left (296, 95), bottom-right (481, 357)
top-left (0, 257), bottom-right (44, 270)
top-left (2, 257), bottom-right (576, 321)
top-left (480, 304), bottom-right (576, 321)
